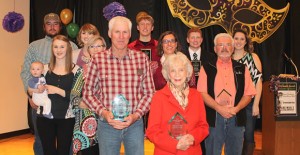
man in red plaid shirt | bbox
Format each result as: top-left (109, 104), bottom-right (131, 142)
top-left (82, 16), bottom-right (155, 155)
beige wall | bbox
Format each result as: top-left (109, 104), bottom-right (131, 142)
top-left (0, 0), bottom-right (30, 134)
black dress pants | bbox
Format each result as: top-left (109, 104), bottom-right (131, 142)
top-left (37, 117), bottom-right (75, 155)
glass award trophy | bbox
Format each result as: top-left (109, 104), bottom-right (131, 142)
top-left (111, 94), bottom-right (130, 121)
top-left (217, 89), bottom-right (232, 106)
top-left (168, 112), bottom-right (187, 140)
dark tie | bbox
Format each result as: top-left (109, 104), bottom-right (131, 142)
top-left (193, 53), bottom-right (198, 60)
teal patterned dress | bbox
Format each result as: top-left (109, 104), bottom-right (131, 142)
top-left (71, 66), bottom-right (98, 154)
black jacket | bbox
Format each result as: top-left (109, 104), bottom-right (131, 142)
top-left (183, 48), bottom-right (216, 83)
top-left (203, 59), bottom-right (247, 127)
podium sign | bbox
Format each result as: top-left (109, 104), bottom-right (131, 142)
top-left (276, 82), bottom-right (297, 116)
top-left (271, 77), bottom-right (300, 121)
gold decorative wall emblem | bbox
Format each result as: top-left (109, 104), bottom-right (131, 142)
top-left (167, 0), bottom-right (289, 43)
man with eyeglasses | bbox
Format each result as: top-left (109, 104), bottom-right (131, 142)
top-left (197, 33), bottom-right (256, 155)
top-left (20, 13), bottom-right (78, 155)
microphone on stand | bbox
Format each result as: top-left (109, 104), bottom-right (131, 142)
top-left (282, 52), bottom-right (289, 61)
top-left (282, 52), bottom-right (299, 79)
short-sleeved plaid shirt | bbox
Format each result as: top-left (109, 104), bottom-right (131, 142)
top-left (82, 48), bottom-right (155, 117)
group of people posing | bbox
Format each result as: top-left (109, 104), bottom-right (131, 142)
top-left (21, 11), bottom-right (262, 155)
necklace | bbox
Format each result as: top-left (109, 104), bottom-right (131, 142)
top-left (81, 55), bottom-right (91, 64)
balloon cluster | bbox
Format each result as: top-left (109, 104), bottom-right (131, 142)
top-left (60, 8), bottom-right (79, 38)
top-left (103, 2), bottom-right (127, 21)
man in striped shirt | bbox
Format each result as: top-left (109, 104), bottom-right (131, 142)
top-left (82, 16), bottom-right (155, 155)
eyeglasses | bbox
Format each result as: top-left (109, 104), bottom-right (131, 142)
top-left (216, 43), bottom-right (233, 47)
top-left (162, 39), bottom-right (176, 44)
top-left (89, 45), bottom-right (106, 49)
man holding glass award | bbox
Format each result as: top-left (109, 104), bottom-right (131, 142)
top-left (82, 16), bottom-right (155, 155)
top-left (197, 33), bottom-right (256, 155)
top-left (147, 52), bottom-right (209, 154)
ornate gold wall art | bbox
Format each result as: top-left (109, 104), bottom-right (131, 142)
top-left (167, 0), bottom-right (289, 43)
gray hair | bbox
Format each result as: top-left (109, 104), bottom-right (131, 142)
top-left (108, 16), bottom-right (132, 36)
top-left (162, 52), bottom-right (193, 82)
top-left (214, 33), bottom-right (234, 46)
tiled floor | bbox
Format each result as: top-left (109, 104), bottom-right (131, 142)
top-left (0, 131), bottom-right (262, 155)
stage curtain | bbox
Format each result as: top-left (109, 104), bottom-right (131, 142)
top-left (29, 0), bottom-right (299, 81)
top-left (29, 0), bottom-right (75, 42)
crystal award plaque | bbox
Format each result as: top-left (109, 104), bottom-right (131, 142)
top-left (111, 94), bottom-right (130, 121)
top-left (217, 89), bottom-right (232, 106)
top-left (168, 112), bottom-right (187, 140)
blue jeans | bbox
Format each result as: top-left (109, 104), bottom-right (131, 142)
top-left (97, 119), bottom-right (144, 155)
top-left (205, 113), bottom-right (245, 155)
top-left (244, 101), bottom-right (257, 143)
top-left (31, 108), bottom-right (43, 155)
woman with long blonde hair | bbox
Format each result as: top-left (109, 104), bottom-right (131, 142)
top-left (30, 35), bottom-right (83, 155)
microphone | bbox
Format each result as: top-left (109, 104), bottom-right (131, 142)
top-left (282, 52), bottom-right (299, 78)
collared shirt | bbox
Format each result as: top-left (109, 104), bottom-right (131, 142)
top-left (197, 58), bottom-right (256, 107)
top-left (20, 36), bottom-right (78, 92)
top-left (188, 47), bottom-right (201, 61)
top-left (82, 48), bottom-right (155, 117)
top-left (128, 38), bottom-right (160, 62)
top-left (214, 59), bottom-right (236, 107)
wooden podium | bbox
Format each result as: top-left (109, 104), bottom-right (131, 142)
top-left (262, 81), bottom-right (300, 155)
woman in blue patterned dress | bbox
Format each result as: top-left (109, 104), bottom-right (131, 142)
top-left (232, 29), bottom-right (263, 155)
